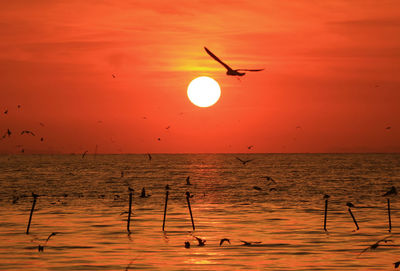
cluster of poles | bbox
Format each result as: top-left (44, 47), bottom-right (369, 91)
top-left (323, 186), bottom-right (397, 233)
top-left (25, 186), bottom-right (397, 236)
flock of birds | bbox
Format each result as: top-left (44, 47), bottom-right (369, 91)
top-left (1, 105), bottom-right (45, 153)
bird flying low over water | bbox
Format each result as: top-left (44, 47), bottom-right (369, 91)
top-left (204, 47), bottom-right (264, 76)
top-left (82, 150), bottom-right (88, 159)
top-left (358, 235), bottom-right (393, 256)
top-left (394, 261), bottom-right (400, 268)
top-left (235, 156), bottom-right (253, 165)
top-left (194, 236), bottom-right (206, 246)
top-left (383, 186), bottom-right (397, 197)
top-left (220, 238), bottom-right (231, 246)
top-left (240, 240), bottom-right (262, 246)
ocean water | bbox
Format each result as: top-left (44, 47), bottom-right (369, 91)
top-left (0, 153), bottom-right (400, 270)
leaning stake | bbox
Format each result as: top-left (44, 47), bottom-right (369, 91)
top-left (186, 192), bottom-right (195, 231)
top-left (162, 185), bottom-right (170, 231)
top-left (347, 202), bottom-right (359, 231)
top-left (26, 193), bottom-right (38, 234)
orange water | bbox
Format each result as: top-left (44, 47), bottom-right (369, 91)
top-left (1, 154), bottom-right (400, 270)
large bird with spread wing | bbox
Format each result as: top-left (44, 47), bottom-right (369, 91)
top-left (204, 47), bottom-right (264, 76)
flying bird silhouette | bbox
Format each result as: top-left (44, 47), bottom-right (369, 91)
top-left (253, 186), bottom-right (262, 191)
top-left (240, 240), bottom-right (262, 246)
top-left (4, 109), bottom-right (8, 114)
top-left (261, 176), bottom-right (277, 185)
top-left (235, 156), bottom-right (253, 165)
top-left (220, 238), bottom-right (231, 246)
top-left (204, 47), bottom-right (264, 76)
top-left (394, 261), bottom-right (400, 268)
top-left (359, 235), bottom-right (393, 256)
top-left (194, 236), bottom-right (206, 246)
top-left (21, 130), bottom-right (35, 136)
top-left (383, 186), bottom-right (397, 197)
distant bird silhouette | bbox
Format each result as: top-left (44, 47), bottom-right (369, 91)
top-left (39, 122), bottom-right (45, 127)
top-left (194, 236), bottom-right (206, 246)
top-left (166, 126), bottom-right (170, 130)
top-left (82, 150), bottom-right (88, 159)
top-left (220, 238), bottom-right (231, 246)
top-left (21, 130), bottom-right (35, 136)
top-left (386, 126), bottom-right (391, 130)
top-left (37, 232), bottom-right (59, 252)
top-left (261, 176), bottom-right (277, 185)
top-left (204, 47), bottom-right (264, 76)
top-left (184, 241), bottom-right (190, 248)
top-left (383, 186), bottom-right (397, 197)
top-left (240, 240), bottom-right (262, 246)
top-left (394, 261), bottom-right (400, 268)
top-left (157, 138), bottom-right (161, 141)
top-left (40, 137), bottom-right (44, 142)
top-left (186, 176), bottom-right (191, 185)
top-left (112, 74), bottom-right (116, 78)
top-left (4, 109), bottom-right (8, 114)
top-left (1, 128), bottom-right (12, 139)
top-left (269, 187), bottom-right (277, 192)
top-left (296, 126), bottom-right (302, 129)
top-left (359, 236), bottom-right (393, 256)
top-left (253, 186), bottom-right (262, 191)
top-left (235, 156), bottom-right (253, 165)
top-left (247, 145), bottom-right (254, 150)
top-left (17, 105), bottom-right (21, 109)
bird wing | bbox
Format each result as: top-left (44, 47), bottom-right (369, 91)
top-left (245, 159), bottom-right (254, 163)
top-left (204, 47), bottom-right (234, 71)
top-left (46, 232), bottom-right (58, 243)
top-left (235, 157), bottom-right (244, 163)
top-left (236, 69), bottom-right (264, 72)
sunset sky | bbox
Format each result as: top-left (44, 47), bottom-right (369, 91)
top-left (0, 0), bottom-right (399, 153)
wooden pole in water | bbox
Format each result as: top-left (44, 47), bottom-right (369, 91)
top-left (162, 185), bottom-right (169, 231)
top-left (127, 190), bottom-right (133, 234)
top-left (324, 199), bottom-right (328, 231)
top-left (26, 193), bottom-right (38, 234)
top-left (348, 208), bottom-right (359, 231)
top-left (388, 198), bottom-right (392, 232)
top-left (186, 192), bottom-right (195, 231)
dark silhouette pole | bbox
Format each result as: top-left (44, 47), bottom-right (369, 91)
top-left (323, 194), bottom-right (329, 231)
top-left (348, 208), bottom-right (359, 230)
top-left (26, 193), bottom-right (38, 234)
top-left (162, 185), bottom-right (169, 231)
top-left (186, 192), bottom-right (195, 231)
top-left (388, 198), bottom-right (392, 232)
top-left (127, 189), bottom-right (133, 234)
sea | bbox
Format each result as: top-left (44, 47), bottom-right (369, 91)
top-left (0, 153), bottom-right (400, 270)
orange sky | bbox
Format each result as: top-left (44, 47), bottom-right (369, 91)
top-left (0, 0), bottom-right (399, 153)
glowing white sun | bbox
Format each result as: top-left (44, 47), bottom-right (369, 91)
top-left (187, 76), bottom-right (221, 107)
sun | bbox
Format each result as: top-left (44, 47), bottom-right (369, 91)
top-left (187, 76), bottom-right (221, 107)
